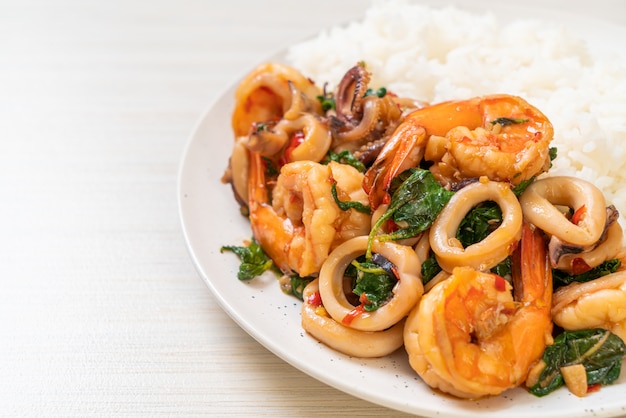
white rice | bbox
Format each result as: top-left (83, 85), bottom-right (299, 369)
top-left (287, 0), bottom-right (626, 239)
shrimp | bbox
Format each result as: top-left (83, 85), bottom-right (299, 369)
top-left (363, 94), bottom-right (553, 208)
top-left (404, 223), bottom-right (553, 398)
top-left (247, 152), bottom-right (371, 277)
top-left (231, 62), bottom-right (322, 137)
top-left (552, 270), bottom-right (626, 343)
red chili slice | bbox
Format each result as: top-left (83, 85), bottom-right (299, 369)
top-left (280, 131), bottom-right (305, 165)
top-left (494, 274), bottom-right (507, 291)
top-left (341, 304), bottom-right (365, 326)
top-left (571, 205), bottom-right (587, 225)
top-left (307, 291), bottom-right (323, 307)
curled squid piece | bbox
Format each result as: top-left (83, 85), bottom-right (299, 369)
top-left (301, 279), bottom-right (405, 358)
top-left (317, 235), bottom-right (423, 332)
top-left (247, 112), bottom-right (331, 163)
top-left (429, 179), bottom-right (523, 273)
top-left (519, 177), bottom-right (619, 272)
top-left (231, 62), bottom-right (322, 137)
top-left (246, 78), bottom-right (331, 163)
top-left (520, 176), bottom-right (606, 247)
top-left (329, 63), bottom-right (409, 165)
top-left (553, 218), bottom-right (623, 274)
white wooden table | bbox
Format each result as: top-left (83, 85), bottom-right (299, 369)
top-left (1, 1), bottom-right (624, 417)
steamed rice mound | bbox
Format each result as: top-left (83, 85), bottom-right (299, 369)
top-left (287, 0), bottom-right (626, 238)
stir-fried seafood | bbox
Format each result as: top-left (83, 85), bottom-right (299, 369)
top-left (222, 61), bottom-right (626, 401)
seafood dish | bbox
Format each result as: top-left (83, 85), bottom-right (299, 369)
top-left (217, 0), bottom-right (626, 404)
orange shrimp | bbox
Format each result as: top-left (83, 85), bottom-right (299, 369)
top-left (404, 223), bottom-right (553, 398)
top-left (363, 94), bottom-right (553, 208)
top-left (247, 152), bottom-right (371, 277)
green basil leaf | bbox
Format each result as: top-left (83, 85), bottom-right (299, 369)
top-left (553, 259), bottom-right (621, 287)
top-left (323, 149), bottom-right (365, 172)
top-left (529, 328), bottom-right (626, 397)
top-left (364, 87), bottom-right (387, 98)
top-left (285, 275), bottom-right (314, 301)
top-left (456, 201), bottom-right (502, 247)
top-left (331, 182), bottom-right (371, 214)
top-left (512, 176), bottom-right (535, 196)
top-left (351, 257), bottom-right (396, 312)
top-left (368, 169), bottom-right (454, 255)
top-left (221, 238), bottom-right (274, 281)
top-left (317, 94), bottom-right (336, 112)
top-left (421, 252), bottom-right (442, 285)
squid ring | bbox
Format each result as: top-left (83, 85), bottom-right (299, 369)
top-left (519, 176), bottom-right (606, 246)
top-left (301, 279), bottom-right (405, 358)
top-left (318, 235), bottom-right (423, 332)
top-left (429, 180), bottom-right (522, 272)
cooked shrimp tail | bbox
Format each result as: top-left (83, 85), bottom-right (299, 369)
top-left (362, 122), bottom-right (427, 209)
top-left (512, 222), bottom-right (553, 307)
top-left (247, 151), bottom-right (295, 274)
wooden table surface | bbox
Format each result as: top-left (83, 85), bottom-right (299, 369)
top-left (1, 0), bottom-right (624, 417)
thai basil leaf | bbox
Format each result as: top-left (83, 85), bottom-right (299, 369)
top-left (368, 169), bottom-right (454, 255)
top-left (351, 257), bottom-right (396, 312)
top-left (364, 87), bottom-right (387, 98)
top-left (513, 176), bottom-right (535, 196)
top-left (421, 252), bottom-right (442, 285)
top-left (285, 275), bottom-right (314, 301)
top-left (456, 201), bottom-right (502, 247)
top-left (549, 146), bottom-right (558, 163)
top-left (553, 259), bottom-right (621, 287)
top-left (220, 238), bottom-right (274, 281)
top-left (331, 182), bottom-right (371, 214)
top-left (529, 328), bottom-right (626, 397)
top-left (317, 94), bottom-right (336, 112)
top-left (324, 149), bottom-right (365, 172)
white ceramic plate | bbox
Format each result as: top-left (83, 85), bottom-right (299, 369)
top-left (178, 3), bottom-right (626, 417)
